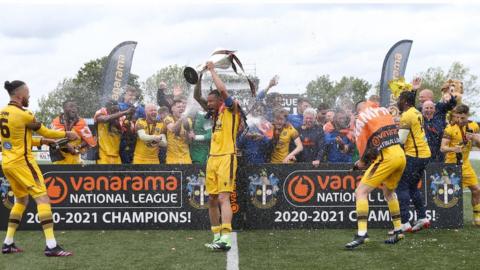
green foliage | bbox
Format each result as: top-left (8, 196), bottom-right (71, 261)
top-left (305, 75), bottom-right (371, 109)
top-left (143, 64), bottom-right (190, 102)
top-left (36, 57), bottom-right (140, 125)
top-left (417, 62), bottom-right (479, 109)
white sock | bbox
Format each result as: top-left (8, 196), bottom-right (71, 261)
top-left (357, 230), bottom-right (367, 236)
top-left (46, 239), bottom-right (57, 249)
top-left (4, 237), bottom-right (13, 245)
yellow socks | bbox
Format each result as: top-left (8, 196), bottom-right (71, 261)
top-left (37, 203), bottom-right (57, 248)
top-left (388, 199), bottom-right (402, 231)
top-left (4, 203), bottom-right (26, 245)
top-left (474, 204), bottom-right (480, 225)
top-left (211, 225), bottom-right (221, 241)
top-left (220, 223), bottom-right (232, 236)
top-left (356, 199), bottom-right (369, 236)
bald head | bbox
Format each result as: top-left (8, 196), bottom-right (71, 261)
top-left (145, 103), bottom-right (158, 121)
top-left (355, 101), bottom-right (367, 114)
top-left (422, 100), bottom-right (435, 119)
top-left (418, 89), bottom-right (434, 105)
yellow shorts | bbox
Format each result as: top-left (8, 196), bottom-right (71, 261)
top-left (165, 156), bottom-right (192, 165)
top-left (133, 155), bottom-right (160, 164)
top-left (54, 153), bottom-right (81, 165)
top-left (461, 162), bottom-right (478, 188)
top-left (361, 144), bottom-right (406, 190)
top-left (2, 164), bottom-right (47, 199)
top-left (97, 153), bottom-right (121, 164)
top-left (206, 154), bottom-right (237, 194)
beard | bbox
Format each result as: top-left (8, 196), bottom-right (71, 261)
top-left (21, 97), bottom-right (29, 107)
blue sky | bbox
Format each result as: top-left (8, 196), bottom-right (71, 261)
top-left (1, 2), bottom-right (479, 112)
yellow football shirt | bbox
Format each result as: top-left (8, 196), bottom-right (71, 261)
top-left (399, 107), bottom-right (431, 158)
top-left (163, 116), bottom-right (192, 164)
top-left (0, 103), bottom-right (66, 169)
top-left (210, 104), bottom-right (240, 156)
top-left (271, 124), bottom-right (299, 163)
top-left (444, 121), bottom-right (479, 164)
top-left (134, 118), bottom-right (164, 164)
top-left (94, 109), bottom-right (122, 158)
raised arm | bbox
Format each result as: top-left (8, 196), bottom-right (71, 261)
top-left (207, 61), bottom-right (228, 100)
top-left (96, 107), bottom-right (134, 123)
top-left (193, 73), bottom-right (208, 111)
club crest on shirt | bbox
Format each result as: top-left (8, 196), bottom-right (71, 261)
top-left (2, 142), bottom-right (12, 150)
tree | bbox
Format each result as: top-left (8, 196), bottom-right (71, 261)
top-left (305, 75), bottom-right (371, 108)
top-left (334, 76), bottom-right (372, 107)
top-left (36, 57), bottom-right (140, 124)
top-left (417, 62), bottom-right (479, 110)
top-left (305, 75), bottom-right (335, 107)
top-left (143, 65), bottom-right (190, 103)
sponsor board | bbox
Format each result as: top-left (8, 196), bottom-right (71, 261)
top-left (0, 163), bottom-right (461, 230)
top-left (243, 163), bottom-right (462, 229)
top-left (0, 165), bottom-right (243, 230)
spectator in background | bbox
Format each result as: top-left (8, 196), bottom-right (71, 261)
top-left (324, 110), bottom-right (354, 163)
top-left (422, 100), bottom-right (445, 162)
top-left (288, 97), bottom-right (312, 130)
top-left (157, 106), bottom-right (170, 164)
top-left (418, 88), bottom-right (456, 125)
top-left (254, 75), bottom-right (278, 104)
top-left (298, 108), bottom-right (325, 166)
top-left (418, 89), bottom-right (434, 106)
top-left (316, 103), bottom-right (330, 127)
top-left (94, 100), bottom-right (135, 164)
top-left (163, 98), bottom-right (194, 164)
top-left (265, 92), bottom-right (284, 122)
top-left (323, 110), bottom-right (336, 133)
top-left (118, 85), bottom-right (144, 164)
top-left (51, 101), bottom-right (96, 164)
top-left (190, 111), bottom-right (213, 164)
top-left (237, 103), bottom-right (272, 165)
top-left (368, 94), bottom-right (380, 106)
top-left (269, 109), bottom-right (303, 163)
top-left (133, 104), bottom-right (166, 164)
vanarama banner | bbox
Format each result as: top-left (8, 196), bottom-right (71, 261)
top-left (0, 164), bottom-right (243, 230)
top-left (100, 41), bottom-right (137, 105)
top-left (0, 163), bottom-right (461, 230)
top-left (379, 39), bottom-right (413, 113)
top-left (241, 162), bottom-right (462, 229)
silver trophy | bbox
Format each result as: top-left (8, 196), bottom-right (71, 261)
top-left (183, 49), bottom-right (237, 85)
top-left (183, 48), bottom-right (256, 96)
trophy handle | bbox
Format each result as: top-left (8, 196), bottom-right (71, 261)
top-left (184, 66), bottom-right (199, 84)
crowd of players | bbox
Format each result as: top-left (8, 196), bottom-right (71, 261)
top-left (1, 72), bottom-right (480, 254)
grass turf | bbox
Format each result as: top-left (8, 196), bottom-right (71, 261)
top-left (1, 162), bottom-right (479, 270)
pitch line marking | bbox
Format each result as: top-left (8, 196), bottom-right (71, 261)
top-left (227, 232), bottom-right (239, 270)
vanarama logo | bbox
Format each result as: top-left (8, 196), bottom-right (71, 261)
top-left (287, 175), bottom-right (315, 203)
top-left (45, 176), bottom-right (68, 204)
top-left (42, 171), bottom-right (182, 207)
top-left (284, 170), bottom-right (362, 207)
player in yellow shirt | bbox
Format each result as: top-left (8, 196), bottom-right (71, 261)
top-left (194, 61), bottom-right (242, 251)
top-left (441, 104), bottom-right (480, 226)
top-left (133, 104), bottom-right (167, 164)
top-left (51, 101), bottom-right (96, 164)
top-left (94, 100), bottom-right (134, 164)
top-left (270, 108), bottom-right (303, 163)
top-left (163, 99), bottom-right (194, 164)
top-left (396, 85), bottom-right (432, 233)
top-left (1, 80), bottom-right (78, 256)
